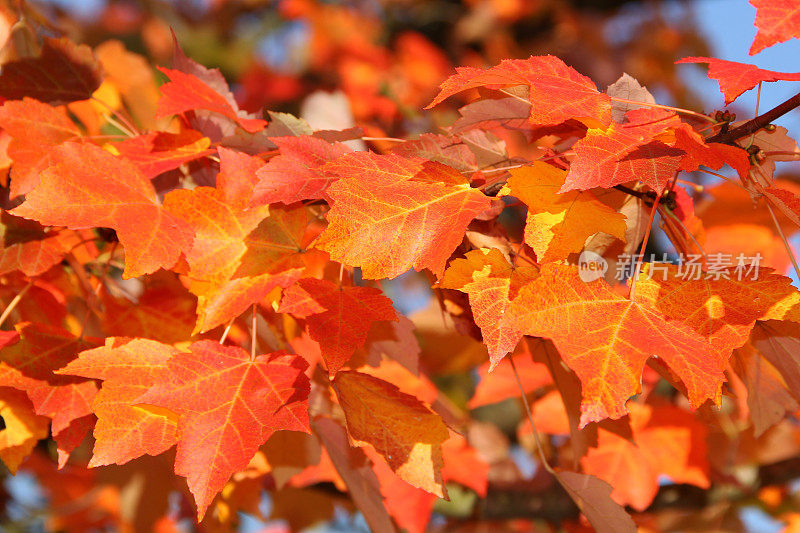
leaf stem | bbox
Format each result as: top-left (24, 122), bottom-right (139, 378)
top-left (767, 202), bottom-right (800, 281)
top-left (250, 304), bottom-right (258, 361)
top-left (628, 188), bottom-right (663, 301)
top-left (508, 355), bottom-right (555, 475)
top-left (0, 280), bottom-right (33, 328)
top-left (607, 96), bottom-right (716, 123)
top-left (219, 318), bottom-right (235, 344)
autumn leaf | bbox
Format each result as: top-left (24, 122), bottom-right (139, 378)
top-left (12, 142), bottom-right (194, 279)
top-left (468, 346), bottom-right (552, 408)
top-left (564, 123), bottom-right (685, 193)
top-left (278, 278), bottom-right (397, 376)
top-left (0, 38), bottom-right (103, 104)
top-left (440, 248), bottom-right (537, 364)
top-left (635, 263), bottom-right (800, 360)
top-left (136, 340), bottom-right (310, 520)
top-left (0, 213), bottom-right (72, 277)
top-left (156, 67), bottom-right (266, 133)
top-left (391, 133), bottom-right (479, 174)
top-left (313, 151), bottom-right (491, 279)
top-left (56, 338), bottom-right (181, 467)
top-left (749, 0), bottom-right (800, 55)
top-left (556, 471), bottom-right (636, 533)
top-left (676, 57), bottom-right (800, 105)
top-left (507, 263), bottom-right (723, 425)
top-left (0, 322), bottom-right (99, 436)
top-left (0, 387), bottom-right (49, 474)
top-left (216, 146), bottom-right (265, 208)
top-left (732, 340), bottom-right (799, 436)
top-left (580, 403), bottom-right (709, 511)
top-left (113, 130), bottom-right (215, 180)
top-left (332, 370), bottom-right (449, 497)
top-left (502, 162), bottom-right (627, 262)
top-left (672, 123), bottom-right (751, 179)
top-left (163, 187), bottom-right (306, 332)
top-left (0, 97), bottom-right (82, 197)
top-left (426, 55), bottom-right (612, 127)
top-left (251, 135), bottom-right (352, 205)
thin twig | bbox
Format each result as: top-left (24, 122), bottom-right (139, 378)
top-left (767, 202), bottom-right (800, 281)
top-left (250, 304), bottom-right (258, 361)
top-left (219, 318), bottom-right (235, 344)
top-left (508, 356), bottom-right (555, 474)
top-left (628, 188), bottom-right (664, 301)
top-left (0, 280), bottom-right (33, 328)
top-left (707, 90), bottom-right (800, 144)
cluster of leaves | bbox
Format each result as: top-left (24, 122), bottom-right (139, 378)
top-left (3, 0), bottom-right (800, 532)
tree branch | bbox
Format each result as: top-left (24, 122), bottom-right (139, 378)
top-left (706, 90), bottom-right (800, 145)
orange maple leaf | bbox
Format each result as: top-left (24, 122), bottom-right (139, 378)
top-left (440, 248), bottom-right (537, 364)
top-left (507, 264), bottom-right (723, 425)
top-left (749, 0), bottom-right (800, 55)
top-left (56, 338), bottom-right (181, 467)
top-left (313, 151), bottom-right (491, 279)
top-left (501, 162), bottom-right (627, 262)
top-left (581, 403), bottom-right (709, 511)
top-left (12, 142), bottom-right (194, 279)
top-left (0, 98), bottom-right (81, 197)
top-left (332, 370), bottom-right (449, 497)
top-left (164, 186), bottom-right (307, 333)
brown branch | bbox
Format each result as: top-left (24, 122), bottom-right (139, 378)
top-left (706, 90), bottom-right (800, 145)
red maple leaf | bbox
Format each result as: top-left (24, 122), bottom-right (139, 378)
top-left (749, 0), bottom-right (800, 55)
top-left (278, 278), bottom-right (398, 376)
top-left (136, 340), bottom-right (310, 520)
top-left (676, 57), bottom-right (800, 104)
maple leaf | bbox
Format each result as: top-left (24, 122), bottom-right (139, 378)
top-left (391, 133), bottom-right (479, 174)
top-left (0, 38), bottom-right (104, 104)
top-left (426, 55), bottom-right (612, 127)
top-left (580, 403), bottom-right (709, 511)
top-left (136, 340), bottom-right (310, 520)
top-left (332, 370), bottom-right (449, 497)
top-left (672, 123), bottom-right (751, 179)
top-left (732, 339), bottom-right (798, 436)
top-left (216, 146), bottom-right (265, 209)
top-left (278, 278), bottom-right (398, 376)
top-left (749, 0), bottom-right (800, 55)
top-left (507, 263), bottom-right (723, 426)
top-left (0, 387), bottom-right (49, 474)
top-left (251, 135), bottom-right (352, 205)
top-left (564, 123), bottom-right (685, 193)
top-left (56, 338), bottom-right (181, 467)
top-left (468, 347), bottom-right (553, 408)
top-left (0, 213), bottom-right (72, 277)
top-left (502, 163), bottom-right (627, 262)
top-left (0, 322), bottom-right (99, 435)
top-left (556, 471), bottom-right (637, 533)
top-left (607, 72), bottom-right (656, 122)
top-left (164, 186), bottom-right (307, 332)
top-left (156, 67), bottom-right (266, 133)
top-left (12, 142), bottom-right (194, 279)
top-left (440, 248), bottom-right (537, 364)
top-left (113, 130), bottom-right (215, 180)
top-left (635, 263), bottom-right (800, 360)
top-left (676, 57), bottom-right (800, 105)
top-left (0, 98), bottom-right (82, 197)
top-left (313, 151), bottom-right (491, 279)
